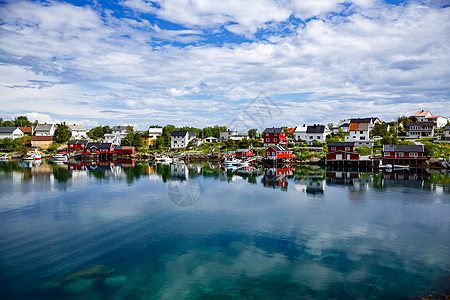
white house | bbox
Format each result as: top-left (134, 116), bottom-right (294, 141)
top-left (331, 119), bottom-right (350, 134)
top-left (171, 131), bottom-right (190, 148)
top-left (443, 125), bottom-right (450, 141)
top-left (204, 136), bottom-right (219, 143)
top-left (35, 123), bottom-right (57, 136)
top-left (425, 116), bottom-right (449, 128)
top-left (0, 127), bottom-right (24, 140)
top-left (220, 130), bottom-right (238, 141)
top-left (148, 127), bottom-right (163, 139)
top-left (406, 122), bottom-right (434, 138)
top-left (345, 123), bottom-right (373, 147)
top-left (294, 125), bottom-right (307, 141)
top-left (102, 125), bottom-right (130, 146)
top-left (414, 110), bottom-right (433, 122)
top-left (304, 124), bottom-right (331, 145)
top-left (68, 125), bottom-right (88, 140)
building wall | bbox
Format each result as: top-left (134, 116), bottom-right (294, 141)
top-left (31, 140), bottom-right (52, 149)
top-left (171, 135), bottom-right (188, 148)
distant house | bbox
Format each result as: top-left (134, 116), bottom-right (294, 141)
top-left (171, 131), bottom-right (190, 148)
top-left (190, 138), bottom-right (203, 147)
top-left (326, 142), bottom-right (360, 161)
top-left (220, 130), bottom-right (238, 141)
top-left (0, 127), bottom-right (24, 140)
top-left (349, 117), bottom-right (380, 131)
top-left (31, 136), bottom-right (53, 149)
top-left (142, 127), bottom-right (163, 147)
top-left (443, 125), bottom-right (450, 141)
top-left (236, 149), bottom-right (252, 158)
top-left (204, 136), bottom-right (219, 143)
top-left (67, 125), bottom-right (88, 140)
top-left (305, 124), bottom-right (330, 145)
top-left (425, 116), bottom-right (449, 128)
top-left (406, 122), bottom-right (434, 138)
top-left (67, 140), bottom-right (88, 151)
top-left (382, 145), bottom-right (429, 165)
top-left (19, 126), bottom-right (33, 135)
top-left (35, 123), bottom-right (56, 136)
top-left (265, 145), bottom-right (293, 161)
top-left (294, 125), bottom-right (307, 141)
top-left (84, 142), bottom-right (114, 154)
top-left (331, 120), bottom-right (350, 134)
top-left (114, 146), bottom-right (135, 155)
top-left (263, 127), bottom-right (286, 146)
top-left (345, 123), bottom-right (373, 147)
top-left (414, 110), bottom-right (433, 121)
top-left (103, 125), bottom-right (129, 145)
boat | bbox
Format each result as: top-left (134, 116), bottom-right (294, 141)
top-left (0, 154), bottom-right (11, 160)
top-left (22, 152), bottom-right (41, 161)
top-left (223, 158), bottom-right (241, 165)
top-left (385, 164), bottom-right (409, 170)
top-left (155, 156), bottom-right (173, 164)
top-left (53, 154), bottom-right (68, 162)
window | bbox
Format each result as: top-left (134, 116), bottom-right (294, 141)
top-left (410, 152), bottom-right (418, 157)
top-left (272, 152), bottom-right (275, 155)
top-left (317, 136), bottom-right (320, 139)
top-left (360, 131), bottom-right (363, 134)
top-left (274, 138), bottom-right (277, 142)
top-left (309, 136), bottom-right (313, 139)
top-left (331, 147), bottom-right (336, 150)
top-left (345, 147), bottom-right (350, 151)
top-left (398, 152), bottom-right (404, 157)
top-left (266, 133), bottom-right (269, 137)
top-left (385, 152), bottom-right (390, 156)
top-left (360, 136), bottom-right (365, 140)
top-left (266, 138), bottom-right (269, 142)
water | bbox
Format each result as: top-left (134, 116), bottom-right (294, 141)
top-left (0, 160), bottom-right (449, 299)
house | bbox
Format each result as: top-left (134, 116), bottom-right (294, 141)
top-left (220, 130), bottom-right (238, 141)
top-left (235, 149), bottom-right (252, 158)
top-left (406, 122), bottom-right (434, 138)
top-left (331, 120), bottom-right (350, 134)
top-left (265, 145), bottom-right (293, 161)
top-left (142, 127), bottom-right (163, 147)
top-left (84, 142), bottom-right (114, 154)
top-left (294, 125), bottom-right (307, 141)
top-left (443, 125), bottom-right (450, 141)
top-left (103, 125), bottom-right (129, 145)
top-left (67, 125), bottom-right (88, 140)
top-left (263, 127), bottom-right (286, 146)
top-left (114, 146), bottom-right (135, 155)
top-left (31, 136), bottom-right (53, 149)
top-left (204, 136), bottom-right (219, 143)
top-left (326, 142), bottom-right (360, 161)
top-left (345, 123), bottom-right (373, 147)
top-left (67, 140), bottom-right (88, 151)
top-left (171, 131), bottom-right (190, 148)
top-left (425, 116), bottom-right (449, 128)
top-left (35, 123), bottom-right (57, 136)
top-left (414, 110), bottom-right (433, 121)
top-left (304, 124), bottom-right (330, 145)
top-left (349, 117), bottom-right (381, 131)
top-left (190, 138), bottom-right (203, 147)
top-left (19, 126), bottom-right (33, 135)
top-left (229, 134), bottom-right (247, 142)
top-left (382, 144), bottom-right (429, 165)
top-left (0, 127), bottom-right (24, 140)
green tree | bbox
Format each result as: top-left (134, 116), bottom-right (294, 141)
top-left (248, 129), bottom-right (257, 139)
top-left (132, 132), bottom-right (143, 147)
top-left (53, 124), bottom-right (71, 143)
top-left (14, 116), bottom-right (32, 127)
top-left (238, 138), bottom-right (250, 149)
top-left (371, 123), bottom-right (388, 137)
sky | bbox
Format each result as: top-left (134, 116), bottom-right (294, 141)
top-left (0, 0), bottom-right (449, 131)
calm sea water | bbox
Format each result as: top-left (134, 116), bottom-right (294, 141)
top-left (0, 160), bottom-right (449, 299)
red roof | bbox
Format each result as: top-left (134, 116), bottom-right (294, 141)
top-left (31, 136), bottom-right (53, 141)
top-left (287, 127), bottom-right (296, 134)
top-left (19, 126), bottom-right (33, 133)
top-left (414, 110), bottom-right (432, 117)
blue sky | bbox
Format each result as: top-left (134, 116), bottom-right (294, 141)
top-left (0, 0), bottom-right (449, 131)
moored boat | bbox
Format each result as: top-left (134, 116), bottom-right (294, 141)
top-left (53, 154), bottom-right (68, 162)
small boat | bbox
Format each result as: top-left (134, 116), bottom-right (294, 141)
top-left (22, 152), bottom-right (41, 161)
top-left (385, 164), bottom-right (409, 170)
top-left (223, 158), bottom-right (241, 165)
top-left (155, 156), bottom-right (173, 164)
top-left (0, 154), bottom-right (11, 160)
top-left (53, 154), bottom-right (68, 162)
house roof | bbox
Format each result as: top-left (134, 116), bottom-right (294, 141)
top-left (306, 125), bottom-right (327, 133)
top-left (171, 130), bottom-right (188, 136)
top-left (349, 117), bottom-right (378, 124)
top-left (264, 127), bottom-right (283, 133)
top-left (148, 128), bottom-right (163, 134)
top-left (287, 127), bottom-right (296, 134)
top-left (349, 123), bottom-right (369, 131)
top-left (204, 136), bottom-right (218, 140)
top-left (67, 125), bottom-right (86, 131)
top-left (35, 124), bottom-right (55, 132)
top-left (414, 110), bottom-right (432, 117)
top-left (19, 126), bottom-right (33, 133)
top-left (0, 127), bottom-right (21, 133)
top-left (111, 126), bottom-right (128, 131)
top-left (31, 136), bottom-right (53, 141)
top-left (444, 125), bottom-right (450, 130)
top-left (383, 145), bottom-right (424, 152)
top-left (86, 142), bottom-right (113, 149)
top-left (294, 125), bottom-right (307, 132)
top-left (406, 121), bottom-right (435, 127)
top-left (327, 142), bottom-right (355, 147)
top-left (425, 116), bottom-right (440, 119)
top-left (68, 140), bottom-right (88, 145)
top-left (189, 131), bottom-right (197, 137)
top-left (236, 148), bottom-right (252, 153)
top-left (266, 145), bottom-right (291, 152)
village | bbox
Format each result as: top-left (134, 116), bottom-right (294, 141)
top-left (1, 110), bottom-right (450, 169)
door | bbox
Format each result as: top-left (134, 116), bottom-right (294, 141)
top-left (336, 154), bottom-right (342, 160)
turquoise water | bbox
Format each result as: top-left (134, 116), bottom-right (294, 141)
top-left (0, 160), bottom-right (449, 299)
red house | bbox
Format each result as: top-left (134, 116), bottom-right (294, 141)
top-left (265, 145), bottom-right (293, 160)
top-left (114, 146), bottom-right (135, 155)
top-left (326, 142), bottom-right (360, 161)
top-left (67, 140), bottom-right (88, 151)
top-left (83, 142), bottom-right (114, 154)
top-left (263, 127), bottom-right (286, 146)
top-left (235, 149), bottom-right (252, 158)
top-left (263, 167), bottom-right (293, 189)
top-left (382, 145), bottom-right (429, 165)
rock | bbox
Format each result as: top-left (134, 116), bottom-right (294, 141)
top-left (105, 275), bottom-right (127, 288)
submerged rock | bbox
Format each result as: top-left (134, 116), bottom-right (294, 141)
top-left (105, 275), bottom-right (127, 288)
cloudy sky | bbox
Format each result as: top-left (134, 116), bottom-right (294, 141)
top-left (0, 0), bottom-right (449, 130)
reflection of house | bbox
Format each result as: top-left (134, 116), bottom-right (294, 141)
top-left (31, 136), bottom-right (53, 149)
top-left (326, 171), bottom-right (360, 185)
top-left (263, 127), bottom-right (286, 146)
top-left (406, 122), bottom-right (434, 138)
top-left (67, 125), bottom-right (88, 139)
top-left (263, 167), bottom-right (293, 189)
top-left (294, 175), bottom-right (325, 194)
top-left (0, 127), bottom-right (24, 140)
top-left (35, 123), bottom-right (57, 136)
top-left (382, 145), bottom-right (429, 165)
top-left (236, 149), bottom-right (252, 158)
top-left (326, 142), bottom-right (360, 161)
top-left (171, 164), bottom-right (189, 181)
top-left (345, 123), bottom-right (373, 147)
